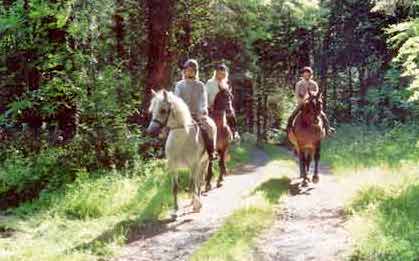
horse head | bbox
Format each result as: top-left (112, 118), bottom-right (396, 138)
top-left (147, 90), bottom-right (172, 136)
top-left (302, 90), bottom-right (323, 126)
top-left (213, 88), bottom-right (234, 115)
top-left (147, 90), bottom-right (193, 136)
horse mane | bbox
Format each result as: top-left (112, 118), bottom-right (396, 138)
top-left (168, 92), bottom-right (193, 127)
top-left (150, 90), bottom-right (193, 128)
top-left (300, 95), bottom-right (322, 127)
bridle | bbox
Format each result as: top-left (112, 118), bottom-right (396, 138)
top-left (213, 86), bottom-right (234, 114)
top-left (150, 103), bottom-right (197, 131)
top-left (151, 105), bottom-right (172, 129)
top-left (303, 92), bottom-right (322, 124)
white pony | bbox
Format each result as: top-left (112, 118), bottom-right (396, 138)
top-left (147, 89), bottom-right (214, 217)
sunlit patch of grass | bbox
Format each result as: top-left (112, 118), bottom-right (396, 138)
top-left (0, 161), bottom-right (172, 261)
top-left (260, 143), bottom-right (294, 162)
top-left (346, 174), bottom-right (419, 261)
top-left (192, 205), bottom-right (272, 261)
top-left (0, 143), bottom-right (256, 261)
top-left (191, 145), bottom-right (292, 261)
top-left (322, 124), bottom-right (419, 175)
top-left (322, 123), bottom-right (419, 261)
top-left (191, 177), bottom-right (290, 261)
top-left (228, 143), bottom-right (253, 169)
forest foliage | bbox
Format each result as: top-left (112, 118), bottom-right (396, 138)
top-left (0, 0), bottom-right (418, 209)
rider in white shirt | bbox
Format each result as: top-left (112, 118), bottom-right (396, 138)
top-left (205, 64), bottom-right (239, 140)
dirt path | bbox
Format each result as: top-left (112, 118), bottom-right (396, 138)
top-left (253, 160), bottom-right (352, 261)
top-left (115, 148), bottom-right (272, 261)
top-left (115, 147), bottom-right (352, 261)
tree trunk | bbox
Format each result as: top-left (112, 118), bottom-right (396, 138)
top-left (140, 0), bottom-right (175, 126)
top-left (112, 0), bottom-right (126, 62)
top-left (348, 66), bottom-right (353, 119)
top-left (256, 75), bottom-right (262, 143)
top-left (262, 92), bottom-right (268, 142)
top-left (358, 66), bottom-right (368, 120)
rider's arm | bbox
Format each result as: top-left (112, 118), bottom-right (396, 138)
top-left (174, 82), bottom-right (182, 97)
top-left (205, 80), bottom-right (214, 108)
top-left (311, 81), bottom-right (320, 96)
top-left (295, 81), bottom-right (305, 98)
top-left (198, 83), bottom-right (209, 116)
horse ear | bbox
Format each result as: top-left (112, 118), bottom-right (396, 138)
top-left (151, 89), bottom-right (157, 97)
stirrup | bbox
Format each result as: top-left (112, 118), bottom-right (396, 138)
top-left (208, 151), bottom-right (218, 161)
top-left (232, 131), bottom-right (240, 142)
top-left (326, 127), bottom-right (335, 137)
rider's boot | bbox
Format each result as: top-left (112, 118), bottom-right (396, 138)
top-left (321, 112), bottom-right (335, 137)
top-left (287, 105), bottom-right (302, 132)
top-left (227, 114), bottom-right (239, 141)
top-left (201, 129), bottom-right (218, 161)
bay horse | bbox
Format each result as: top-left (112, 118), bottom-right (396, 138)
top-left (205, 87), bottom-right (234, 192)
top-left (147, 90), bottom-right (216, 217)
top-left (288, 92), bottom-right (326, 187)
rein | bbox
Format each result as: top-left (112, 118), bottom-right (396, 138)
top-left (152, 104), bottom-right (197, 131)
top-left (151, 105), bottom-right (171, 128)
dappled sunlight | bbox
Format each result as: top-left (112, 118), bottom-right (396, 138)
top-left (191, 146), bottom-right (294, 261)
top-left (0, 164), bottom-right (172, 260)
top-left (323, 124), bottom-right (419, 260)
top-left (346, 177), bottom-right (419, 260)
top-left (323, 124), bottom-right (419, 175)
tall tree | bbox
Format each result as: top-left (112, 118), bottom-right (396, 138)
top-left (140, 0), bottom-right (175, 125)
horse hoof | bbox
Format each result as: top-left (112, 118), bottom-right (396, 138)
top-left (302, 179), bottom-right (309, 187)
top-left (170, 211), bottom-right (178, 220)
top-left (312, 175), bottom-right (319, 184)
top-left (216, 182), bottom-right (223, 188)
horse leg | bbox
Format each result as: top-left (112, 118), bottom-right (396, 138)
top-left (305, 153), bottom-right (311, 173)
top-left (204, 160), bottom-right (213, 192)
top-left (217, 149), bottom-right (226, 188)
top-left (191, 163), bottom-right (202, 212)
top-left (299, 152), bottom-right (305, 179)
top-left (313, 143), bottom-right (321, 184)
top-left (223, 147), bottom-right (230, 176)
top-left (171, 173), bottom-right (179, 218)
top-left (300, 152), bottom-right (309, 187)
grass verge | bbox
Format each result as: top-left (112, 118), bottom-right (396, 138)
top-left (322, 123), bottom-right (419, 261)
top-left (191, 144), bottom-right (293, 261)
top-left (322, 123), bottom-right (419, 175)
top-left (0, 143), bottom-right (254, 261)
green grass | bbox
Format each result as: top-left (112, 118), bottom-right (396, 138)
top-left (260, 143), bottom-right (295, 162)
top-left (191, 145), bottom-right (293, 261)
top-left (0, 143), bottom-right (255, 261)
top-left (322, 123), bottom-right (419, 175)
top-left (227, 142), bottom-right (253, 169)
top-left (0, 161), bottom-right (172, 261)
top-left (322, 123), bottom-right (419, 261)
top-left (346, 176), bottom-right (419, 261)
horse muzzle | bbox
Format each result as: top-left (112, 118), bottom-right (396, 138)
top-left (146, 121), bottom-right (162, 137)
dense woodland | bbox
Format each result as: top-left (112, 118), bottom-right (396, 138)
top-left (0, 0), bottom-right (419, 259)
top-left (1, 0), bottom-right (419, 202)
top-left (1, 0), bottom-right (418, 199)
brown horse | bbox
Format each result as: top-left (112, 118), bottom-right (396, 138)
top-left (205, 88), bottom-right (234, 191)
top-left (288, 92), bottom-right (326, 187)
